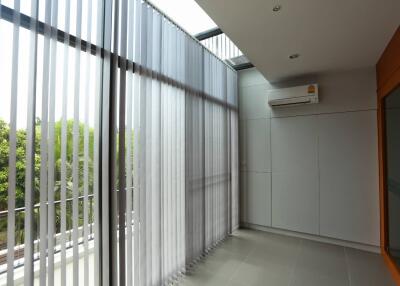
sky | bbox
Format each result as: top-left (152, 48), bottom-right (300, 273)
top-left (0, 0), bottom-right (216, 129)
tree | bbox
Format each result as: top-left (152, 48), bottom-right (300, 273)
top-left (0, 118), bottom-right (95, 248)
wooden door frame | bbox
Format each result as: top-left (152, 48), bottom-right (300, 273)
top-left (377, 26), bottom-right (400, 284)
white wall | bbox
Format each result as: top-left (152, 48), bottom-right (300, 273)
top-left (239, 67), bottom-right (380, 246)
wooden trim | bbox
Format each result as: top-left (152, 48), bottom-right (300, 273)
top-left (377, 25), bottom-right (400, 285)
top-left (383, 250), bottom-right (400, 283)
top-left (377, 26), bottom-right (400, 91)
top-left (377, 99), bottom-right (387, 251)
top-left (378, 67), bottom-right (400, 99)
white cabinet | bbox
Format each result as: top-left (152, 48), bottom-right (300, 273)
top-left (238, 68), bottom-right (380, 246)
top-left (239, 120), bottom-right (247, 172)
top-left (239, 118), bottom-right (271, 227)
top-left (246, 119), bottom-right (271, 173)
top-left (271, 116), bottom-right (319, 234)
top-left (272, 171), bottom-right (319, 234)
top-left (241, 172), bottom-right (271, 226)
top-left (318, 111), bottom-right (379, 245)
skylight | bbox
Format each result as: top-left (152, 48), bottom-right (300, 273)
top-left (150, 0), bottom-right (252, 69)
top-left (150, 0), bottom-right (217, 35)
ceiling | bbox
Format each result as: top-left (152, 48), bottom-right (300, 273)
top-left (195, 0), bottom-right (400, 82)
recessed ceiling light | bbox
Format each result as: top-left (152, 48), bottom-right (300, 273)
top-left (272, 5), bottom-right (282, 12)
top-left (289, 53), bottom-right (300, 59)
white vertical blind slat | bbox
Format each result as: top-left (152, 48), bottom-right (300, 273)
top-left (101, 0), bottom-right (113, 283)
top-left (133, 74), bottom-right (141, 286)
top-left (118, 0), bottom-right (128, 284)
top-left (60, 0), bottom-right (71, 284)
top-left (126, 0), bottom-right (135, 285)
top-left (83, 0), bottom-right (93, 285)
top-left (72, 0), bottom-right (83, 284)
top-left (132, 18), bottom-right (141, 284)
top-left (6, 1), bottom-right (20, 284)
top-left (138, 3), bottom-right (148, 284)
top-left (172, 26), bottom-right (177, 278)
top-left (47, 0), bottom-right (58, 284)
top-left (24, 0), bottom-right (39, 284)
top-left (93, 56), bottom-right (101, 286)
top-left (109, 0), bottom-right (119, 283)
top-left (93, 0), bottom-right (104, 284)
top-left (126, 67), bottom-right (134, 286)
top-left (132, 2), bottom-right (141, 283)
top-left (145, 8), bottom-right (153, 285)
top-left (39, 0), bottom-right (52, 283)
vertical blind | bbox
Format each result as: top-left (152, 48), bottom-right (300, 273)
top-left (0, 0), bottom-right (239, 285)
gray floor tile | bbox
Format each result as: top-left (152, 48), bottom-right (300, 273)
top-left (290, 268), bottom-right (349, 286)
top-left (180, 229), bottom-right (395, 286)
top-left (191, 252), bottom-right (242, 280)
top-left (229, 259), bottom-right (292, 286)
top-left (180, 271), bottom-right (230, 286)
top-left (345, 247), bottom-right (396, 286)
top-left (234, 230), bottom-right (301, 268)
top-left (217, 236), bottom-right (255, 259)
top-left (290, 240), bottom-right (349, 286)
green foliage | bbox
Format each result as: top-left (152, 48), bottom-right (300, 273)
top-left (0, 118), bottom-right (95, 248)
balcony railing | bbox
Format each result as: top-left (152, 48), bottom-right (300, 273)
top-left (0, 173), bottom-right (229, 276)
top-left (0, 194), bottom-right (95, 274)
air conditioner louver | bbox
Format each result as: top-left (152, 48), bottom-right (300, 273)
top-left (268, 84), bottom-right (319, 107)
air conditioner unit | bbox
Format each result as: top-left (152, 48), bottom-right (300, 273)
top-left (268, 84), bottom-right (319, 107)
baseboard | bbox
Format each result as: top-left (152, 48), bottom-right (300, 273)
top-left (240, 222), bottom-right (380, 254)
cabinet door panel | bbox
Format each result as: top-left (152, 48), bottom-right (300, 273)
top-left (271, 116), bottom-right (319, 234)
top-left (318, 111), bottom-right (379, 245)
top-left (272, 170), bottom-right (319, 234)
top-left (242, 172), bottom-right (271, 226)
top-left (247, 119), bottom-right (271, 173)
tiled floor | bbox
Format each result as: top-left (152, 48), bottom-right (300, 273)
top-left (180, 229), bottom-right (395, 286)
